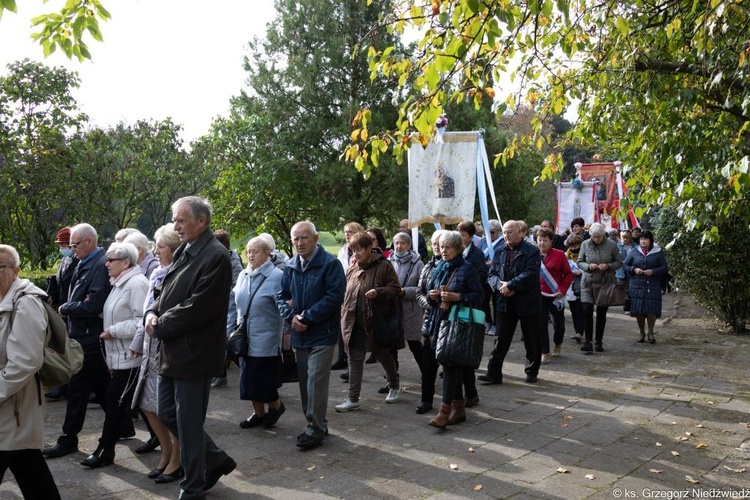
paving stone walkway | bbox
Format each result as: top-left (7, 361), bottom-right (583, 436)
top-left (2, 290), bottom-right (749, 499)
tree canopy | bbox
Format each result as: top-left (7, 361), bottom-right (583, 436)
top-left (349, 0), bottom-right (750, 239)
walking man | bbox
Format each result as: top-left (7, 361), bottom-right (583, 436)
top-left (145, 196), bottom-right (236, 497)
top-left (277, 221), bottom-right (345, 450)
top-left (479, 220), bottom-right (542, 384)
top-left (43, 223), bottom-right (116, 458)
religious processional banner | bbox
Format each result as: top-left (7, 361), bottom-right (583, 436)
top-left (408, 132), bottom-right (477, 226)
top-left (556, 182), bottom-right (598, 234)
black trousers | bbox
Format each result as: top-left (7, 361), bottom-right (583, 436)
top-left (420, 338), bottom-right (439, 404)
top-left (486, 309), bottom-right (540, 380)
top-left (99, 368), bottom-right (139, 452)
top-left (57, 342), bottom-right (111, 447)
top-left (441, 366), bottom-right (463, 405)
top-left (582, 302), bottom-right (609, 344)
top-left (407, 340), bottom-right (423, 374)
top-left (540, 295), bottom-right (566, 353)
top-left (0, 449), bottom-right (60, 499)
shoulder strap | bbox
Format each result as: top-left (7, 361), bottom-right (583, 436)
top-left (242, 274), bottom-right (268, 324)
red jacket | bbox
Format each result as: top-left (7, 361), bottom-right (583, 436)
top-left (540, 248), bottom-right (573, 296)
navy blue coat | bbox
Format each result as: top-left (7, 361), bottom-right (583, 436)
top-left (623, 246), bottom-right (668, 317)
top-left (465, 243), bottom-right (489, 284)
top-left (277, 244), bottom-right (346, 349)
top-left (488, 240), bottom-right (542, 316)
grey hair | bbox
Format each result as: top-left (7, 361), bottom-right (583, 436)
top-left (257, 233), bottom-right (277, 251)
top-left (291, 221), bottom-right (317, 237)
top-left (154, 223), bottom-right (181, 252)
top-left (173, 196), bottom-right (212, 227)
top-left (107, 242), bottom-right (139, 268)
top-left (115, 228), bottom-right (139, 243)
top-left (70, 223), bottom-right (97, 242)
top-left (431, 229), bottom-right (446, 243)
top-left (439, 230), bottom-right (463, 251)
top-left (392, 232), bottom-right (412, 246)
top-left (124, 231), bottom-right (154, 255)
top-left (589, 222), bottom-right (606, 237)
top-left (488, 219), bottom-right (503, 232)
top-left (247, 235), bottom-right (272, 253)
top-left (0, 244), bottom-right (20, 267)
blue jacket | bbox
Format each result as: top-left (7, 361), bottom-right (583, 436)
top-left (488, 239), bottom-right (542, 316)
top-left (277, 244), bottom-right (345, 349)
top-left (234, 260), bottom-right (284, 357)
top-left (464, 243), bottom-right (489, 284)
top-left (59, 248), bottom-right (112, 347)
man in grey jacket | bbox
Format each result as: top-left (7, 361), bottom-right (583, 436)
top-left (145, 197), bottom-right (235, 498)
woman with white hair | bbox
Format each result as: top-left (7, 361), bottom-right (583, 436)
top-left (124, 231), bottom-right (159, 279)
top-left (235, 236), bottom-right (286, 429)
top-left (577, 222), bottom-right (622, 353)
top-left (81, 242), bottom-right (148, 469)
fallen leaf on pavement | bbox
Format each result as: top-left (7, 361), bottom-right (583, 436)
top-left (695, 442), bottom-right (707, 448)
top-left (473, 485), bottom-right (483, 491)
top-left (558, 423), bottom-right (568, 428)
top-left (556, 467), bottom-right (569, 473)
top-left (655, 442), bottom-right (662, 447)
top-left (585, 474), bottom-right (595, 480)
top-left (685, 432), bottom-right (695, 436)
top-left (671, 451), bottom-right (680, 456)
top-left (740, 422), bottom-right (750, 428)
top-left (696, 424), bottom-right (705, 428)
top-left (668, 421), bottom-right (677, 425)
top-left (562, 415), bottom-right (573, 420)
top-left (649, 469), bottom-right (663, 474)
top-left (306, 465), bottom-right (316, 471)
top-left (707, 401), bottom-right (714, 405)
top-left (685, 475), bottom-right (700, 484)
top-left (450, 464), bottom-right (458, 470)
top-left (723, 466), bottom-right (746, 473)
top-left (468, 447), bottom-right (475, 452)
top-left (677, 436), bottom-right (689, 441)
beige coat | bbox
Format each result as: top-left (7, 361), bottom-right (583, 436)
top-left (0, 279), bottom-right (48, 450)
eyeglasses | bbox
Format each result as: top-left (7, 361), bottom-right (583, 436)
top-left (106, 258), bottom-right (124, 263)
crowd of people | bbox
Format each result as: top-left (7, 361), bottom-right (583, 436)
top-left (0, 202), bottom-right (670, 499)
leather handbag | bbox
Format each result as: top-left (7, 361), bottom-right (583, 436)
top-left (435, 304), bottom-right (486, 369)
top-left (226, 274), bottom-right (266, 362)
top-left (594, 282), bottom-right (627, 307)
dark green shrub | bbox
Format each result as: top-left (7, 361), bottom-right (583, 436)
top-left (20, 269), bottom-right (55, 291)
top-left (655, 207), bottom-right (749, 333)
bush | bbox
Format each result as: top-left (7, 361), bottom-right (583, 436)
top-left (20, 268), bottom-right (54, 291)
top-left (655, 207), bottom-right (749, 333)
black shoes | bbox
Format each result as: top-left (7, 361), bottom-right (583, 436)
top-left (147, 467), bottom-right (165, 479)
top-left (263, 402), bottom-right (286, 429)
top-left (239, 413), bottom-right (266, 429)
top-left (525, 375), bottom-right (538, 383)
top-left (296, 433), bottom-right (324, 450)
top-left (155, 466), bottom-right (184, 484)
top-left (378, 384), bottom-right (390, 394)
top-left (204, 457), bottom-right (236, 491)
top-left (595, 343), bottom-right (604, 352)
top-left (416, 401), bottom-right (433, 414)
top-left (80, 448), bottom-right (115, 468)
top-left (340, 372), bottom-right (349, 381)
top-left (365, 353), bottom-right (377, 364)
top-left (331, 359), bottom-right (348, 370)
top-left (42, 442), bottom-right (77, 458)
top-left (465, 395), bottom-right (480, 408)
top-left (135, 436), bottom-right (160, 454)
top-left (477, 374), bottom-right (502, 384)
top-left (581, 341), bottom-right (594, 352)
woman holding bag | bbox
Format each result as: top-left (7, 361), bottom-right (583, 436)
top-left (425, 231), bottom-right (483, 430)
top-left (336, 232), bottom-right (402, 412)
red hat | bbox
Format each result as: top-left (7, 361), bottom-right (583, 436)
top-left (55, 227), bottom-right (71, 245)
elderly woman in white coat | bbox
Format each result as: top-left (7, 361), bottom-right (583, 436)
top-left (235, 236), bottom-right (285, 429)
top-left (0, 245), bottom-right (61, 498)
top-left (388, 232), bottom-right (425, 374)
top-left (81, 242), bottom-right (148, 469)
top-left (129, 224), bottom-right (184, 483)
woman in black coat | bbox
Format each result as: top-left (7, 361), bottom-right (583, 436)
top-left (622, 230), bottom-right (668, 344)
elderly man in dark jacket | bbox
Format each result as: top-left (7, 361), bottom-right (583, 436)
top-left (145, 197), bottom-right (236, 497)
top-left (43, 223), bottom-right (117, 459)
top-left (277, 221), bottom-right (345, 451)
top-left (479, 220), bottom-right (542, 384)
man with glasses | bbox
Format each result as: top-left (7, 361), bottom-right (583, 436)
top-left (480, 220), bottom-right (542, 384)
top-left (43, 223), bottom-right (119, 458)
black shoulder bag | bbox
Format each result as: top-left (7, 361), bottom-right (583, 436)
top-left (227, 274), bottom-right (266, 362)
top-left (369, 261), bottom-right (403, 348)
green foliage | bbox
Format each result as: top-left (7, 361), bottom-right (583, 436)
top-left (655, 207), bottom-right (749, 334)
top-left (19, 268), bottom-right (51, 290)
top-left (205, 0), bottom-right (409, 254)
top-left (353, 0), bottom-right (750, 241)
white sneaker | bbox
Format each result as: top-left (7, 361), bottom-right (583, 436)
top-left (335, 399), bottom-right (360, 412)
top-left (541, 353), bottom-right (551, 364)
top-left (385, 386), bottom-right (403, 404)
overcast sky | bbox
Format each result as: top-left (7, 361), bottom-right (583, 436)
top-left (0, 1), bottom-right (277, 142)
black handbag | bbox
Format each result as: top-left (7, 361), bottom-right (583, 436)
top-left (435, 305), bottom-right (486, 369)
top-left (226, 274), bottom-right (266, 362)
top-left (593, 282), bottom-right (627, 307)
